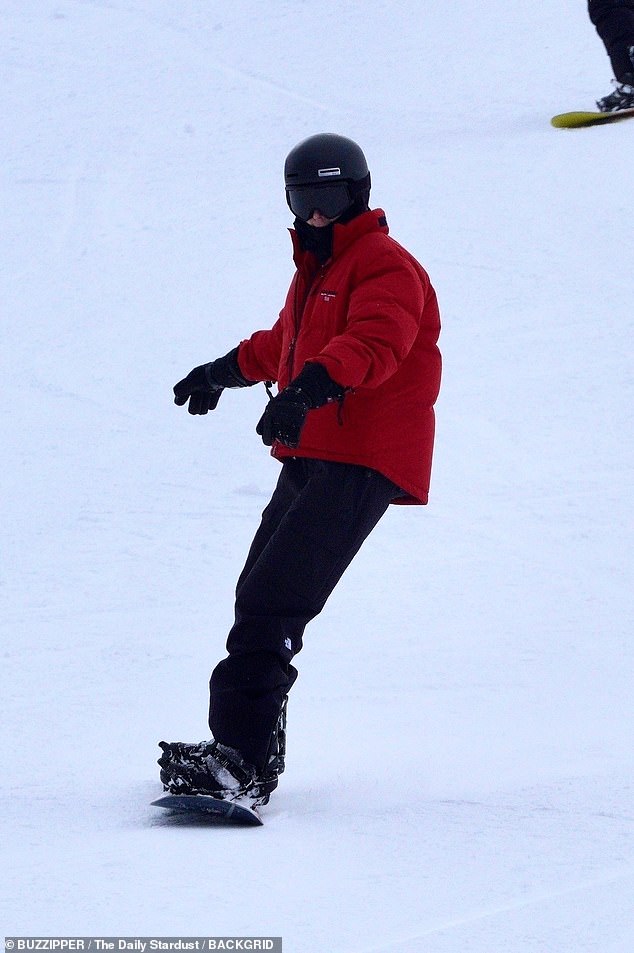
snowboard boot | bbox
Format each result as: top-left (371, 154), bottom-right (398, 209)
top-left (157, 739), bottom-right (263, 803)
top-left (596, 75), bottom-right (634, 112)
top-left (158, 696), bottom-right (288, 807)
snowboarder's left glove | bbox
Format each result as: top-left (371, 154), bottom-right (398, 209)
top-left (256, 362), bottom-right (346, 448)
top-left (174, 347), bottom-right (254, 415)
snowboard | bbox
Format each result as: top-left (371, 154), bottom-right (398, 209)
top-left (152, 793), bottom-right (263, 825)
top-left (551, 106), bottom-right (634, 128)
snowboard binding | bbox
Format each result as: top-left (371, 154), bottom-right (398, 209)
top-left (596, 76), bottom-right (634, 112)
top-left (158, 696), bottom-right (288, 808)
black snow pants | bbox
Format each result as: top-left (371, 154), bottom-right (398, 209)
top-left (208, 457), bottom-right (402, 771)
top-left (589, 0), bottom-right (634, 81)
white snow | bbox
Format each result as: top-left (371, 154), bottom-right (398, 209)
top-left (2, 1), bottom-right (633, 950)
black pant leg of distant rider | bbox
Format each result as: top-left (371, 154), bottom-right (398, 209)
top-left (588, 0), bottom-right (634, 80)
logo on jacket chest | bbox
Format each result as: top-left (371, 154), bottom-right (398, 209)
top-left (319, 289), bottom-right (338, 302)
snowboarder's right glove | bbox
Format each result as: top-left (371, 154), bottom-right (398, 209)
top-left (256, 362), bottom-right (346, 448)
top-left (173, 346), bottom-right (255, 415)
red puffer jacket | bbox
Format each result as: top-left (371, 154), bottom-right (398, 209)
top-left (237, 209), bottom-right (441, 504)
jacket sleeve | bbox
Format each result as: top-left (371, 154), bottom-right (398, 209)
top-left (236, 313), bottom-right (285, 384)
top-left (312, 244), bottom-right (426, 390)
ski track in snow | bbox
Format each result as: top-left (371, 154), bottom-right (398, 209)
top-left (75, 0), bottom-right (333, 112)
top-left (365, 867), bottom-right (634, 953)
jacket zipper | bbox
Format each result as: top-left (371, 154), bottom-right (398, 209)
top-left (287, 265), bottom-right (327, 381)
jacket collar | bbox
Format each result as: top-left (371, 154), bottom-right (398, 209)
top-left (290, 208), bottom-right (389, 269)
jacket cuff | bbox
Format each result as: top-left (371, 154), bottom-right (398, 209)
top-left (224, 346), bottom-right (257, 387)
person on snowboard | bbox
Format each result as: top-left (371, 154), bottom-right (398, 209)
top-left (158, 133), bottom-right (442, 808)
top-left (589, 0), bottom-right (634, 110)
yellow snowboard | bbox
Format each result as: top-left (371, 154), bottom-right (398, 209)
top-left (551, 107), bottom-right (634, 128)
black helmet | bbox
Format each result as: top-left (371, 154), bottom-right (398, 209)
top-left (284, 133), bottom-right (371, 222)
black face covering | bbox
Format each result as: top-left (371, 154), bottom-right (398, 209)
top-left (293, 217), bottom-right (335, 264)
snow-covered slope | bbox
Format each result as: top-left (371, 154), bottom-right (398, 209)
top-left (2, 2), bottom-right (633, 950)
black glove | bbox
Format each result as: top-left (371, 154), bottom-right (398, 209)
top-left (174, 347), bottom-right (254, 415)
top-left (256, 388), bottom-right (311, 448)
top-left (256, 362), bottom-right (346, 448)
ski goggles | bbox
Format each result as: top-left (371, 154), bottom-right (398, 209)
top-left (285, 182), bottom-right (353, 222)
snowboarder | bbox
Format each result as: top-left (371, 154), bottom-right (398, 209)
top-left (589, 0), bottom-right (634, 110)
top-left (158, 133), bottom-right (442, 809)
